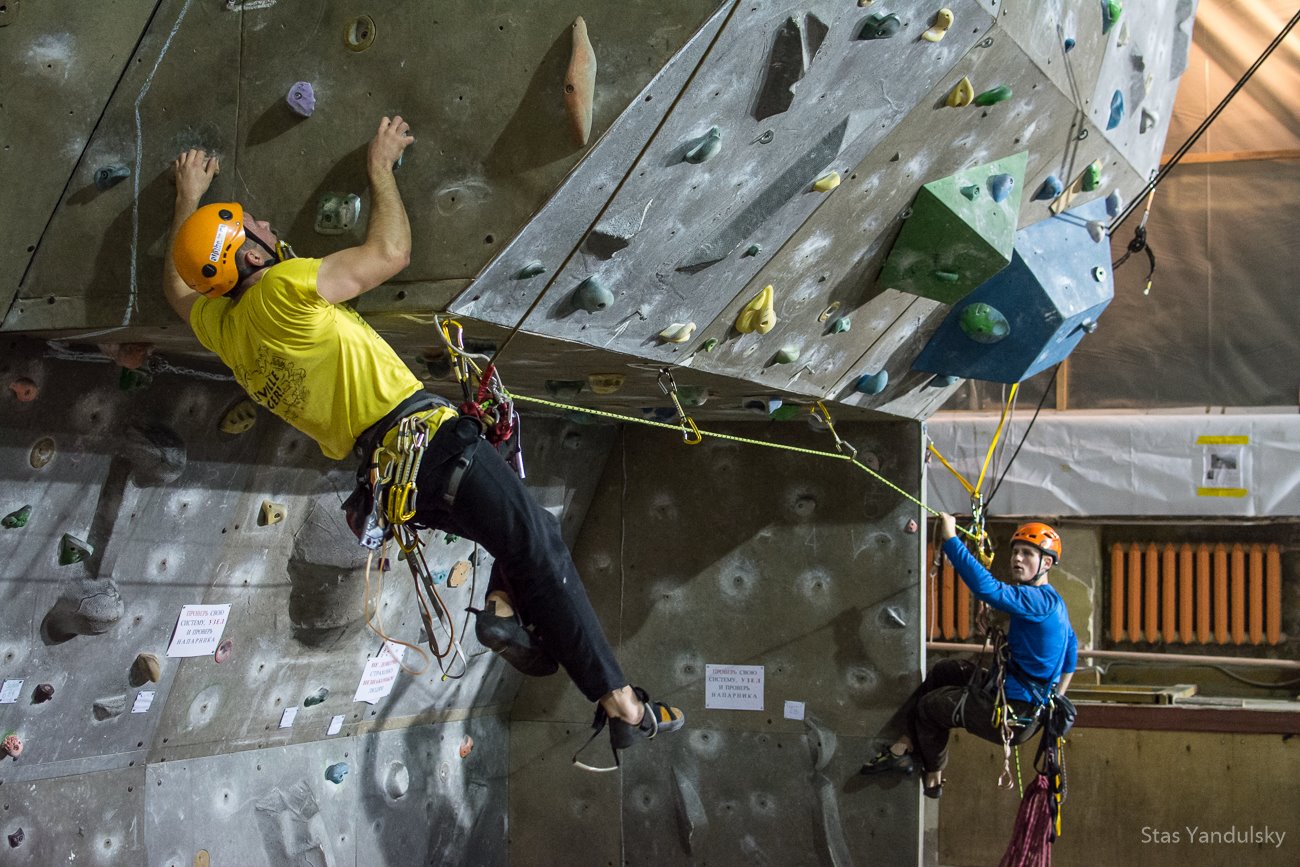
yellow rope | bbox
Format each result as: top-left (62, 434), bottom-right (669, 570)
top-left (974, 382), bottom-right (1018, 494)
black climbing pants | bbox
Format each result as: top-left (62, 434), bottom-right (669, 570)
top-left (410, 415), bottom-right (627, 704)
top-left (902, 659), bottom-right (1041, 774)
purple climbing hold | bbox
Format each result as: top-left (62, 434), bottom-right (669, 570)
top-left (287, 81), bottom-right (316, 118)
top-left (1106, 90), bottom-right (1124, 130)
top-left (1035, 175), bottom-right (1063, 201)
top-left (988, 173), bottom-right (1015, 203)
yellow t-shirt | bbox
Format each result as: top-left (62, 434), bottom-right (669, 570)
top-left (190, 257), bottom-right (425, 460)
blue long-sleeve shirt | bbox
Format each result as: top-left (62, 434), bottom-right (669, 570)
top-left (943, 537), bottom-right (1078, 704)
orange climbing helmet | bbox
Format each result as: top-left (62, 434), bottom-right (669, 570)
top-left (172, 202), bottom-right (248, 297)
top-left (1011, 521), bottom-right (1062, 565)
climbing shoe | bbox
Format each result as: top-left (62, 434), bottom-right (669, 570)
top-left (468, 601), bottom-right (558, 677)
top-left (860, 747), bottom-right (914, 775)
top-left (572, 686), bottom-right (685, 772)
top-left (923, 780), bottom-right (944, 800)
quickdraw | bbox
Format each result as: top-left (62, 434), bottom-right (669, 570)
top-left (438, 317), bottom-right (525, 476)
top-left (658, 368), bottom-right (702, 445)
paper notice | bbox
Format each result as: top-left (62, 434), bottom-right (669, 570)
top-left (704, 664), bottom-right (765, 711)
top-left (1197, 435), bottom-right (1249, 498)
top-left (0, 680), bottom-right (23, 704)
top-left (326, 714), bottom-right (345, 736)
top-left (783, 700), bottom-right (806, 720)
top-left (279, 707), bottom-right (298, 729)
top-left (353, 642), bottom-right (407, 704)
top-left (132, 691), bottom-right (155, 714)
top-left (166, 604), bottom-right (232, 658)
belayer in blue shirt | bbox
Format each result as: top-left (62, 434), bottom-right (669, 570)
top-left (862, 513), bottom-right (1077, 799)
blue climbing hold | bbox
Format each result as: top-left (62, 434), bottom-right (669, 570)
top-left (1035, 175), bottom-right (1063, 201)
top-left (929, 375), bottom-right (960, 388)
top-left (1105, 191), bottom-right (1123, 217)
top-left (572, 276), bottom-right (614, 313)
top-left (855, 371), bottom-right (889, 395)
top-left (1107, 90), bottom-right (1124, 130)
top-left (325, 762), bottom-right (349, 784)
top-left (1064, 37), bottom-right (1076, 51)
top-left (989, 173), bottom-right (1015, 203)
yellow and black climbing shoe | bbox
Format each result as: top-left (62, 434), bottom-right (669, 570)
top-left (468, 601), bottom-right (558, 678)
top-left (572, 686), bottom-right (685, 772)
top-left (860, 747), bottom-right (914, 775)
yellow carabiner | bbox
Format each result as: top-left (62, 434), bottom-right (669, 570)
top-left (681, 415), bottom-right (703, 445)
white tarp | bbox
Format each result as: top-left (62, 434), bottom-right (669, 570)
top-left (924, 411), bottom-right (1300, 518)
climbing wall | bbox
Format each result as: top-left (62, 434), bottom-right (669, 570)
top-left (1, 0), bottom-right (1197, 420)
top-left (0, 337), bottom-right (616, 863)
top-left (508, 422), bottom-right (926, 865)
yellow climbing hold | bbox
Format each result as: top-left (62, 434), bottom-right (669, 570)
top-left (259, 501), bottom-right (286, 526)
top-left (946, 76), bottom-right (974, 107)
top-left (219, 399), bottom-right (257, 434)
top-left (587, 374), bottom-right (625, 395)
top-left (658, 322), bottom-right (696, 343)
top-left (813, 171), bottom-right (841, 192)
top-left (923, 8), bottom-right (954, 42)
top-left (735, 285), bottom-right (778, 335)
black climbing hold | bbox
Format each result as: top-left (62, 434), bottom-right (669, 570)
top-left (94, 165), bottom-right (130, 190)
top-left (33, 683), bottom-right (55, 703)
top-left (304, 687), bottom-right (329, 707)
top-left (755, 17), bottom-right (806, 121)
top-left (7, 828), bottom-right (22, 848)
top-left (858, 13), bottom-right (902, 40)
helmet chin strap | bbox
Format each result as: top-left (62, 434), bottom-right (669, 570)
top-left (240, 234), bottom-right (296, 285)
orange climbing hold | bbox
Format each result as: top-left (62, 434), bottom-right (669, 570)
top-left (459, 735), bottom-right (474, 758)
top-left (564, 17), bottom-right (597, 147)
top-left (99, 342), bottom-right (153, 369)
top-left (9, 377), bottom-right (37, 402)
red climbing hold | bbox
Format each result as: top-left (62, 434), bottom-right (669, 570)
top-left (459, 735), bottom-right (474, 758)
top-left (214, 638), bottom-right (234, 664)
top-left (9, 378), bottom-right (37, 402)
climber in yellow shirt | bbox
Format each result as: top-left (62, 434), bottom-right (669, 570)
top-left (164, 117), bottom-right (682, 768)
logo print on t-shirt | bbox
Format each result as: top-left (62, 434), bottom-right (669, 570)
top-left (235, 347), bottom-right (308, 419)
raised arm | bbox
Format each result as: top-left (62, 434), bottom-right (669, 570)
top-left (316, 116), bottom-right (415, 304)
top-left (938, 513), bottom-right (1055, 618)
top-left (164, 149), bottom-right (220, 321)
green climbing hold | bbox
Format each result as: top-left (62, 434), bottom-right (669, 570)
top-left (1101, 0), bottom-right (1123, 34)
top-left (684, 126), bottom-right (722, 164)
top-left (958, 302), bottom-right (1010, 344)
top-left (119, 367), bottom-right (152, 392)
top-left (744, 244), bottom-right (762, 257)
top-left (545, 380), bottom-right (585, 399)
top-left (304, 688), bottom-right (329, 707)
top-left (58, 533), bottom-right (91, 566)
top-left (829, 317), bottom-right (851, 334)
top-left (572, 276), bottom-right (614, 313)
top-left (2, 505), bottom-right (32, 529)
top-left (770, 404), bottom-right (805, 421)
top-left (678, 386), bottom-right (709, 408)
top-left (701, 338), bottom-right (719, 353)
top-left (773, 346), bottom-right (800, 365)
top-left (933, 270), bottom-right (960, 283)
top-left (973, 85), bottom-right (1012, 107)
top-left (960, 184), bottom-right (980, 200)
top-left (1081, 160), bottom-right (1103, 192)
top-left (858, 13), bottom-right (902, 39)
top-left (516, 261), bottom-right (546, 279)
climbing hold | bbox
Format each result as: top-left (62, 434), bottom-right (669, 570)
top-left (1064, 37), bottom-right (1076, 51)
top-left (218, 399), bottom-right (257, 435)
top-left (858, 13), bottom-right (901, 40)
top-left (744, 244), bottom-right (762, 257)
top-left (743, 396), bottom-right (782, 415)
top-left (447, 560), bottom-right (471, 588)
top-left (1105, 191), bottom-right (1123, 217)
top-left (545, 380), bottom-right (584, 399)
top-left (214, 639), bottom-right (234, 664)
top-left (315, 193), bottom-right (361, 235)
top-left (933, 270), bottom-right (960, 283)
top-left (958, 302), bottom-right (1011, 344)
top-left (922, 8), bottom-right (954, 43)
top-left (325, 762), bottom-right (349, 784)
top-left (774, 346), bottom-right (800, 365)
top-left (119, 367), bottom-right (152, 392)
top-left (881, 606), bottom-right (908, 628)
top-left (770, 404), bottom-right (805, 421)
top-left (286, 81), bottom-right (316, 117)
top-left (929, 374), bottom-right (960, 387)
top-left (658, 323), bottom-right (696, 344)
top-left (384, 761), bottom-right (410, 799)
top-left (58, 533), bottom-right (92, 566)
top-left (259, 501), bottom-right (286, 527)
top-left (564, 16), bottom-right (597, 147)
top-left (100, 342), bottom-right (152, 369)
top-left (459, 735), bottom-right (474, 758)
top-left (1116, 18), bottom-right (1130, 46)
top-left (94, 165), bottom-right (131, 190)
top-left (812, 171), bottom-right (840, 193)
top-left (2, 505), bottom-right (32, 529)
top-left (1081, 160), bottom-right (1103, 192)
top-left (854, 371), bottom-right (889, 395)
top-left (858, 0), bottom-right (874, 5)
top-left (974, 85), bottom-right (1012, 107)
top-left (1140, 109), bottom-right (1158, 133)
top-left (829, 317), bottom-right (851, 334)
top-left (946, 76), bottom-right (974, 108)
top-left (33, 683), bottom-right (55, 703)
top-left (2, 734), bottom-right (23, 758)
top-left (303, 688), bottom-right (329, 707)
top-left (343, 15), bottom-right (376, 51)
top-left (7, 828), bottom-right (22, 848)
top-left (1035, 175), bottom-right (1063, 201)
top-left (959, 184), bottom-right (980, 200)
top-left (988, 173), bottom-right (1015, 203)
top-left (131, 653), bottom-right (162, 685)
top-left (516, 261), bottom-right (546, 279)
top-left (817, 301), bottom-right (841, 322)
top-left (572, 276), bottom-right (614, 313)
top-left (9, 377), bottom-right (37, 402)
top-left (1092, 266), bottom-right (1107, 282)
top-left (93, 695), bottom-right (127, 721)
top-left (905, 518), bottom-right (919, 534)
top-left (586, 374), bottom-right (625, 395)
top-left (735, 286), bottom-right (778, 335)
top-left (678, 386), bottom-right (709, 408)
top-left (1101, 0), bottom-right (1123, 35)
top-left (683, 126), bottom-right (722, 164)
top-left (700, 338), bottom-right (719, 353)
top-left (1106, 90), bottom-right (1125, 130)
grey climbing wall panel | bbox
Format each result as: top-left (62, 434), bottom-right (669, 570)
top-left (508, 422), bottom-right (927, 864)
top-left (0, 338), bottom-right (613, 862)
